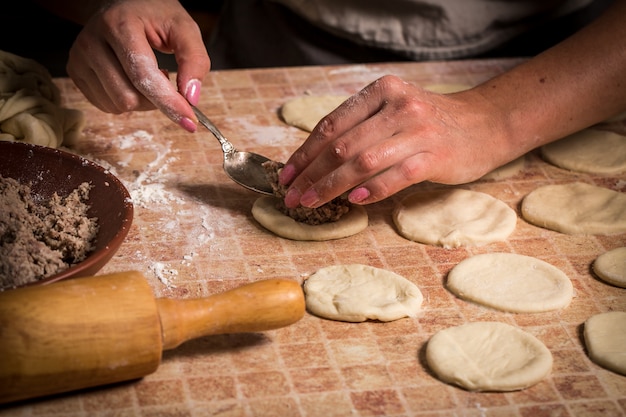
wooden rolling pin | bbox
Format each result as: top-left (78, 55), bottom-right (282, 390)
top-left (0, 271), bottom-right (305, 404)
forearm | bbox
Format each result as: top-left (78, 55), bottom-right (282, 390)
top-left (475, 0), bottom-right (626, 157)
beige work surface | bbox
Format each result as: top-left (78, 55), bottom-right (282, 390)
top-left (3, 59), bottom-right (625, 417)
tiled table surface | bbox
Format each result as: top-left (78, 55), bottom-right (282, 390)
top-left (2, 58), bottom-right (625, 417)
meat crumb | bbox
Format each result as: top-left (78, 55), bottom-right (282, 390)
top-left (0, 175), bottom-right (99, 290)
top-left (263, 161), bottom-right (351, 225)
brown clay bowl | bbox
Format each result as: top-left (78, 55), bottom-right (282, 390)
top-left (0, 141), bottom-right (133, 288)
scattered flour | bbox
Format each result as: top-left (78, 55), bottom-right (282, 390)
top-left (150, 261), bottom-right (178, 288)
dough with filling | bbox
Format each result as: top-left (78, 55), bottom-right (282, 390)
top-left (426, 321), bottom-right (553, 391)
top-left (303, 264), bottom-right (423, 322)
top-left (521, 182), bottom-right (626, 235)
top-left (0, 50), bottom-right (84, 148)
top-left (592, 247), bottom-right (626, 288)
top-left (540, 129), bottom-right (626, 175)
top-left (280, 95), bottom-right (348, 132)
top-left (252, 196), bottom-right (368, 241)
top-left (584, 311), bottom-right (626, 376)
top-left (447, 253), bottom-right (573, 313)
top-left (393, 188), bottom-right (517, 248)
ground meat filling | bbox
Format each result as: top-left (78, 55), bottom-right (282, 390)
top-left (263, 161), bottom-right (351, 225)
top-left (0, 175), bottom-right (99, 290)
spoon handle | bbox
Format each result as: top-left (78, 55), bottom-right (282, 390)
top-left (192, 105), bottom-right (235, 154)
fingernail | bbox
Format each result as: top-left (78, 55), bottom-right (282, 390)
top-left (185, 79), bottom-right (202, 106)
top-left (284, 188), bottom-right (302, 208)
top-left (278, 164), bottom-right (296, 185)
top-left (349, 187), bottom-right (370, 203)
top-left (300, 189), bottom-right (320, 208)
top-left (179, 117), bottom-right (197, 133)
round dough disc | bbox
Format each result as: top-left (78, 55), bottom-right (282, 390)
top-left (584, 311), bottom-right (626, 375)
top-left (393, 188), bottom-right (517, 248)
top-left (424, 83), bottom-right (471, 94)
top-left (540, 129), bottom-right (626, 175)
top-left (303, 264), bottom-right (423, 322)
top-left (521, 182), bottom-right (626, 235)
top-left (447, 253), bottom-right (573, 313)
top-left (481, 156), bottom-right (525, 181)
top-left (426, 321), bottom-right (553, 392)
top-left (592, 247), bottom-right (626, 288)
top-left (252, 196), bottom-right (368, 241)
top-left (280, 95), bottom-right (349, 132)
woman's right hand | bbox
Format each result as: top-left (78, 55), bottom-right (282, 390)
top-left (65, 0), bottom-right (211, 132)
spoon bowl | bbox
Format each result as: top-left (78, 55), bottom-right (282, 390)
top-left (192, 105), bottom-right (275, 195)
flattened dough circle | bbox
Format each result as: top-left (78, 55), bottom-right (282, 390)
top-left (252, 196), bottom-right (368, 241)
top-left (426, 321), bottom-right (553, 391)
top-left (584, 311), bottom-right (626, 375)
top-left (447, 253), bottom-right (573, 313)
top-left (592, 247), bottom-right (626, 288)
top-left (521, 182), bottom-right (626, 235)
top-left (540, 129), bottom-right (626, 175)
top-left (280, 95), bottom-right (349, 132)
top-left (393, 188), bottom-right (517, 248)
top-left (303, 264), bottom-right (423, 322)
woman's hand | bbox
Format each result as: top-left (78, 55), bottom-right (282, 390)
top-left (278, 75), bottom-right (510, 208)
top-left (66, 0), bottom-right (211, 132)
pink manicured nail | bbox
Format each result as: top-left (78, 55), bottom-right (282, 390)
top-left (349, 187), bottom-right (370, 203)
top-left (185, 79), bottom-right (202, 106)
top-left (278, 164), bottom-right (296, 185)
top-left (300, 189), bottom-right (320, 208)
top-left (284, 188), bottom-right (302, 208)
top-left (179, 117), bottom-right (197, 133)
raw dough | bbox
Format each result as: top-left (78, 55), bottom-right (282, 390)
top-left (0, 50), bottom-right (85, 148)
top-left (584, 311), bottom-right (626, 376)
top-left (447, 253), bottom-right (573, 313)
top-left (280, 95), bottom-right (348, 132)
top-left (521, 182), bottom-right (626, 235)
top-left (252, 196), bottom-right (368, 241)
top-left (592, 247), bottom-right (626, 288)
top-left (481, 156), bottom-right (525, 181)
top-left (426, 321), bottom-right (553, 392)
top-left (393, 188), bottom-right (517, 248)
top-left (303, 264), bottom-right (423, 322)
top-left (540, 129), bottom-right (626, 175)
top-left (424, 83), bottom-right (471, 94)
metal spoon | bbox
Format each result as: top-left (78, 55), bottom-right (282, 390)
top-left (192, 105), bottom-right (274, 195)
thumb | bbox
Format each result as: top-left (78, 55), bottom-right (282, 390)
top-left (171, 29), bottom-right (211, 105)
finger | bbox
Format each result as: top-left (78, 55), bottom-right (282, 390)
top-left (347, 152), bottom-right (432, 205)
top-left (106, 20), bottom-right (197, 127)
top-left (68, 33), bottom-right (157, 113)
top-left (280, 75), bottom-right (404, 186)
top-left (167, 20), bottom-right (211, 105)
top-left (284, 110), bottom-right (401, 208)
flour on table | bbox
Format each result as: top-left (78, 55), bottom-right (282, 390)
top-left (426, 321), bottom-right (553, 392)
top-left (521, 182), bottom-right (626, 235)
top-left (592, 247), bottom-right (626, 288)
top-left (252, 196), bottom-right (368, 241)
top-left (280, 95), bottom-right (349, 132)
top-left (393, 188), bottom-right (517, 248)
top-left (303, 264), bottom-right (423, 322)
top-left (584, 311), bottom-right (626, 376)
top-left (447, 253), bottom-right (573, 313)
top-left (540, 128), bottom-right (626, 175)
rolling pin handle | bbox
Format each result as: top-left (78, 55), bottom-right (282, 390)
top-left (157, 278), bottom-right (305, 350)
